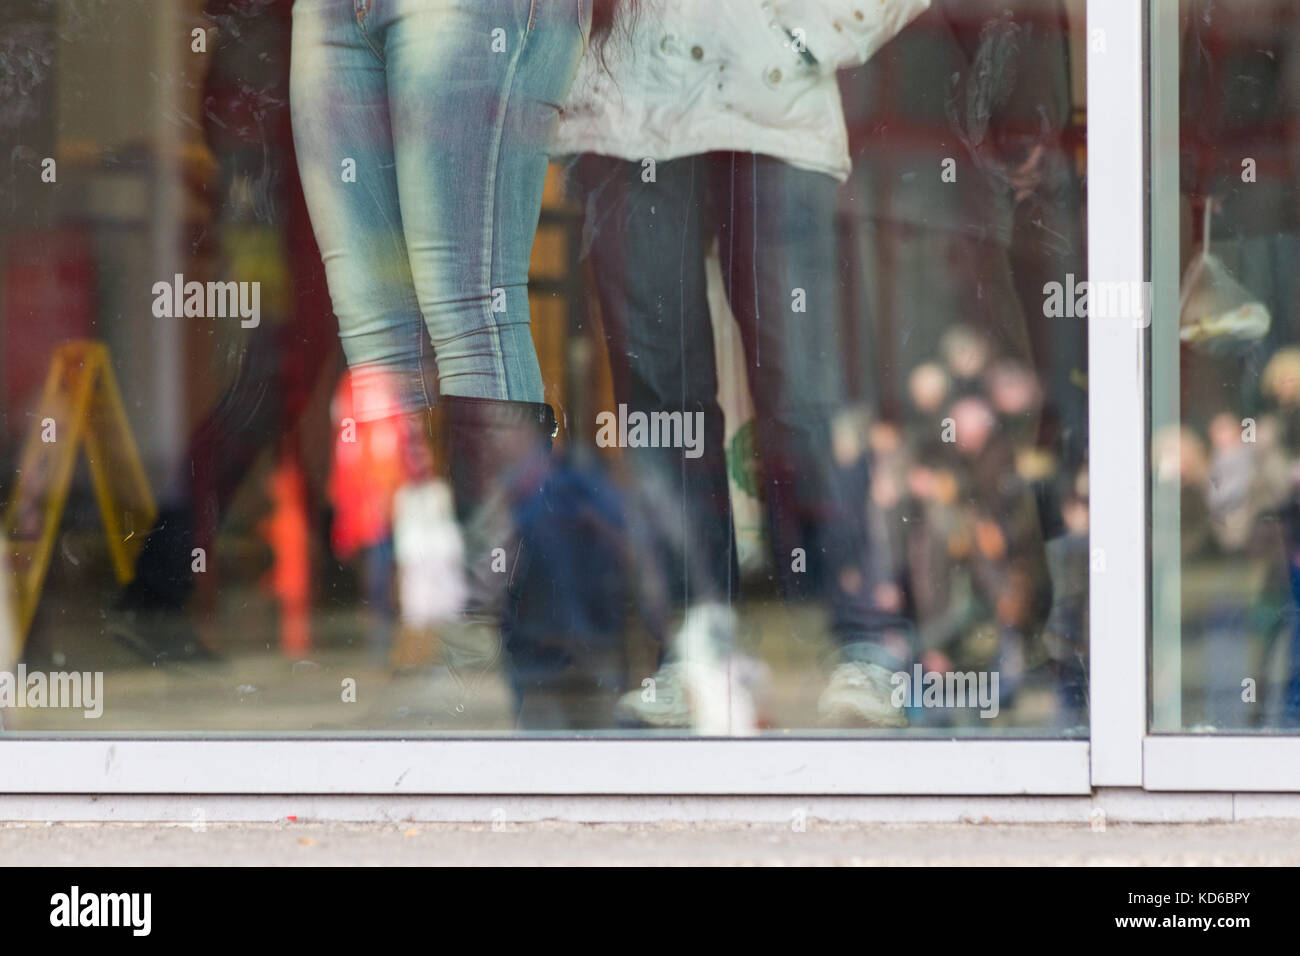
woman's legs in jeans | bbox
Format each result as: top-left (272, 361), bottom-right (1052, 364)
top-left (291, 0), bottom-right (589, 415)
top-left (290, 0), bottom-right (432, 422)
top-left (291, 0), bottom-right (589, 707)
top-left (385, 0), bottom-right (588, 402)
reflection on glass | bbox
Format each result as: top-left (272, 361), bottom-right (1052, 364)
top-left (1154, 0), bottom-right (1300, 731)
top-left (0, 0), bottom-right (1087, 736)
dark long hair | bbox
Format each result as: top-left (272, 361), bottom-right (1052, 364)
top-left (591, 0), bottom-right (634, 40)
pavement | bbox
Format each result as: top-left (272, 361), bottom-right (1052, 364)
top-left (3, 820), bottom-right (1299, 865)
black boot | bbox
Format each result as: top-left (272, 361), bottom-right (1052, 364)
top-left (440, 395), bottom-right (556, 712)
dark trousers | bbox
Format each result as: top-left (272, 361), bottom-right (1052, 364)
top-left (571, 152), bottom-right (908, 665)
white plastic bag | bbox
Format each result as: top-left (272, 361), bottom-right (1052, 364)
top-left (1179, 203), bottom-right (1270, 354)
top-left (392, 479), bottom-right (466, 628)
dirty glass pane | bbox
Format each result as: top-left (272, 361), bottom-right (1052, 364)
top-left (1152, 0), bottom-right (1300, 732)
top-left (0, 0), bottom-right (1087, 736)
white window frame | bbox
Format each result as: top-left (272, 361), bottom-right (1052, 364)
top-left (0, 0), bottom-right (1290, 803)
top-left (0, 739), bottom-right (1089, 795)
top-left (1087, 0), bottom-right (1148, 789)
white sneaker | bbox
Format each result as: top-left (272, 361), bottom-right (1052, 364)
top-left (818, 661), bottom-right (909, 728)
top-left (676, 603), bottom-right (758, 736)
top-left (616, 603), bottom-right (762, 735)
top-left (615, 661), bottom-right (692, 728)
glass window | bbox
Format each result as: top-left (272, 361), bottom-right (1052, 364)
top-left (1152, 0), bottom-right (1300, 733)
top-left (1, 0), bottom-right (1087, 737)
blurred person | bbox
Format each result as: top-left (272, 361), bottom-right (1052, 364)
top-left (920, 393), bottom-right (1039, 713)
top-left (986, 358), bottom-right (1043, 453)
top-left (1263, 349), bottom-right (1300, 724)
top-left (948, 394), bottom-right (1040, 708)
top-left (1199, 410), bottom-right (1291, 728)
top-left (110, 0), bottom-right (340, 664)
top-left (904, 360), bottom-right (952, 465)
top-left (505, 446), bottom-right (632, 730)
top-left (289, 0), bottom-right (612, 713)
top-left (842, 413), bottom-right (904, 629)
top-left (840, 0), bottom-right (1083, 458)
top-left (1041, 481), bottom-right (1088, 727)
top-left (560, 0), bottom-right (932, 730)
top-left (859, 417), bottom-right (912, 625)
top-left (904, 451), bottom-right (977, 687)
top-left (941, 326), bottom-right (994, 399)
top-left (908, 362), bottom-right (950, 416)
top-left (1207, 411), bottom-right (1270, 554)
top-left (900, 339), bottom-right (1050, 717)
top-left (1154, 420), bottom-right (1283, 729)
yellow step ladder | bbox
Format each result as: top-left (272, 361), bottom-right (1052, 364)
top-left (3, 341), bottom-right (157, 647)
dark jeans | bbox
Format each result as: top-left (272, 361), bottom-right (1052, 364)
top-left (570, 152), bottom-right (907, 666)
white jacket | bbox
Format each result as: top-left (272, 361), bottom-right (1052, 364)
top-left (554, 0), bottom-right (931, 181)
